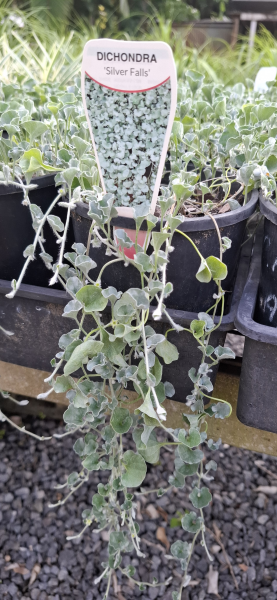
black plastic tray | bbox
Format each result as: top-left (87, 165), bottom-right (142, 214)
top-left (0, 232), bottom-right (251, 404)
top-left (235, 219), bottom-right (277, 433)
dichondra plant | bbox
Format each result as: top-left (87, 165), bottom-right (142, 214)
top-left (1, 176), bottom-right (234, 599)
top-left (2, 68), bottom-right (275, 598)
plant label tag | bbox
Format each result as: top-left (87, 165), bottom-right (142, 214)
top-left (81, 39), bottom-right (177, 220)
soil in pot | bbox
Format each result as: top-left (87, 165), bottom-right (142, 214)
top-left (256, 194), bottom-right (277, 328)
top-left (235, 220), bottom-right (277, 434)
top-left (72, 189), bottom-right (258, 313)
top-left (0, 174), bottom-right (75, 288)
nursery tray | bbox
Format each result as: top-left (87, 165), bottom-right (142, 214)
top-left (235, 220), bottom-right (277, 433)
top-left (0, 232), bottom-right (252, 404)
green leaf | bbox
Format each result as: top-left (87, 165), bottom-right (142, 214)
top-left (257, 104), bottom-right (276, 121)
top-left (182, 115), bottom-right (196, 132)
top-left (181, 511), bottom-right (202, 533)
top-left (22, 120), bottom-right (48, 142)
top-left (19, 148), bottom-right (59, 174)
top-left (53, 375), bottom-right (73, 393)
top-left (137, 390), bottom-right (157, 420)
top-left (156, 339), bottom-right (179, 364)
top-left (47, 215), bottom-right (64, 232)
top-left (121, 450), bottom-right (147, 488)
top-left (171, 120), bottom-right (184, 141)
top-left (63, 405), bottom-right (87, 426)
top-left (151, 232), bottom-right (170, 253)
top-left (190, 320), bottom-right (205, 339)
top-left (171, 540), bottom-right (190, 560)
top-left (64, 339), bottom-right (104, 376)
top-left (196, 258), bottom-right (212, 283)
top-left (67, 471), bottom-right (79, 486)
top-left (126, 288), bottom-right (149, 310)
top-left (75, 255), bottom-right (97, 276)
top-left (61, 167), bottom-right (80, 188)
top-left (214, 98), bottom-right (226, 118)
top-left (178, 444), bottom-right (204, 464)
top-left (92, 493), bottom-right (105, 509)
top-left (238, 164), bottom-right (255, 186)
top-left (102, 286), bottom-right (122, 303)
top-left (82, 453), bottom-right (100, 471)
top-left (189, 487), bottom-right (212, 509)
top-left (186, 70), bottom-right (204, 93)
top-left (73, 437), bottom-right (85, 456)
top-left (98, 483), bottom-right (111, 496)
top-left (102, 425), bottom-right (116, 442)
top-left (172, 179), bottom-right (194, 200)
top-left (109, 531), bottom-right (129, 555)
top-left (205, 460), bottom-right (217, 472)
top-left (212, 402), bottom-right (231, 419)
top-left (198, 312), bottom-right (214, 331)
top-left (62, 299), bottom-right (83, 319)
top-left (214, 345), bottom-right (235, 360)
top-left (178, 429), bottom-right (201, 448)
top-left (175, 460), bottom-right (198, 477)
top-left (133, 429), bottom-right (160, 465)
top-left (111, 407), bottom-right (132, 434)
top-left (228, 199), bottom-right (241, 211)
top-left (102, 332), bottom-right (126, 365)
top-left (72, 135), bottom-right (90, 158)
top-left (266, 155), bottom-right (277, 174)
top-left (164, 381), bottom-right (175, 398)
top-left (76, 285), bottom-right (108, 312)
top-left (206, 256), bottom-right (227, 281)
top-left (115, 229), bottom-right (134, 249)
top-left (134, 252), bottom-right (153, 272)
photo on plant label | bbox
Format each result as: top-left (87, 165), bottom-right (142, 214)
top-left (84, 75), bottom-right (172, 209)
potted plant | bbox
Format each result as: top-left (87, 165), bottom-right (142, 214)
top-left (72, 72), bottom-right (262, 313)
top-left (1, 166), bottom-right (237, 598)
top-left (1, 51), bottom-right (268, 599)
top-left (0, 79), bottom-right (98, 287)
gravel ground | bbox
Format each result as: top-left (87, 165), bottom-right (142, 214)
top-left (1, 417), bottom-right (277, 600)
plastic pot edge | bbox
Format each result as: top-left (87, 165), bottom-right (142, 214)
top-left (0, 173), bottom-right (58, 196)
top-left (75, 189), bottom-right (258, 233)
top-left (259, 192), bottom-right (277, 226)
top-left (235, 219), bottom-right (277, 345)
top-left (0, 233), bottom-right (251, 332)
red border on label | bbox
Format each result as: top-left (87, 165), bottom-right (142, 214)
top-left (85, 71), bottom-right (170, 93)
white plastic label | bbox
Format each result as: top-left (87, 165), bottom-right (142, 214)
top-left (82, 39), bottom-right (177, 218)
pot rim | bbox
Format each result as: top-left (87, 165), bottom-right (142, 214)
top-left (259, 192), bottom-right (277, 226)
top-left (235, 219), bottom-right (277, 345)
top-left (0, 173), bottom-right (57, 196)
top-left (74, 188), bottom-right (258, 233)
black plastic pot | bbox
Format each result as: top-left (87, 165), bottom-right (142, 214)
top-left (0, 174), bottom-right (74, 288)
top-left (72, 190), bottom-right (258, 313)
top-left (0, 235), bottom-right (251, 404)
top-left (256, 194), bottom-right (277, 328)
top-left (235, 220), bottom-right (277, 434)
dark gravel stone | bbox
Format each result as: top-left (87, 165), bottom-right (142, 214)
top-left (1, 417), bottom-right (277, 599)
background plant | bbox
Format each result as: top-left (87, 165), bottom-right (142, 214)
top-left (2, 1), bottom-right (277, 86)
